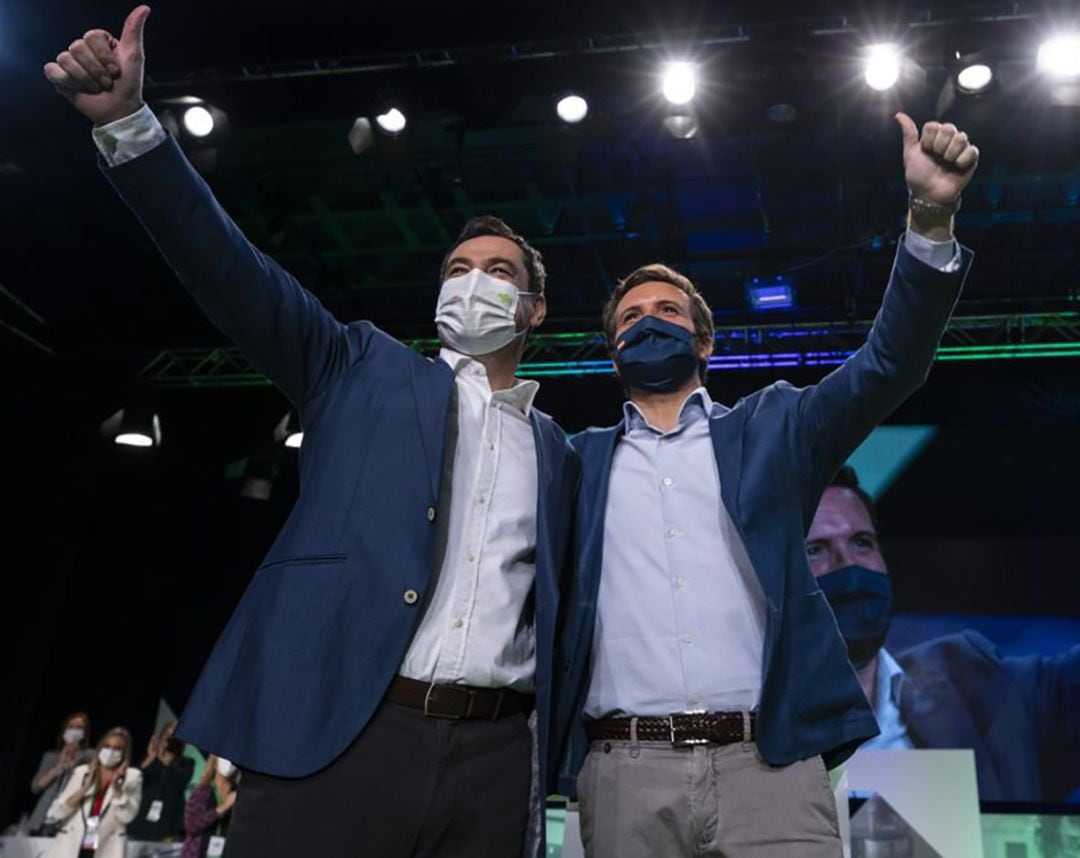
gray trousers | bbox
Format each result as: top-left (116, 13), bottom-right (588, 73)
top-left (577, 738), bottom-right (842, 858)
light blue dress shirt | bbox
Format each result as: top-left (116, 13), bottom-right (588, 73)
top-left (585, 388), bottom-right (768, 718)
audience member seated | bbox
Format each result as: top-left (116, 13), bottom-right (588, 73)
top-left (44, 726), bottom-right (142, 858)
top-left (127, 719), bottom-right (195, 842)
top-left (28, 712), bottom-right (95, 836)
top-left (806, 465), bottom-right (1080, 802)
top-left (181, 755), bottom-right (239, 858)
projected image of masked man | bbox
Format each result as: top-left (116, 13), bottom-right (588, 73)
top-left (808, 466), bottom-right (1080, 803)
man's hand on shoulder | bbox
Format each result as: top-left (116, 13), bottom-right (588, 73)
top-left (44, 5), bottom-right (150, 127)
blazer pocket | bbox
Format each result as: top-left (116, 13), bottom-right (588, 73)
top-left (256, 553), bottom-right (347, 572)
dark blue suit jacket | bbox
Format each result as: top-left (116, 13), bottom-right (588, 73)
top-left (552, 241), bottom-right (973, 796)
top-left (104, 137), bottom-right (579, 784)
top-left (897, 632), bottom-right (1080, 802)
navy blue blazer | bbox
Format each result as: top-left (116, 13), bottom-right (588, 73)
top-left (104, 137), bottom-right (578, 782)
top-left (552, 240), bottom-right (973, 796)
top-left (897, 632), bottom-right (1080, 802)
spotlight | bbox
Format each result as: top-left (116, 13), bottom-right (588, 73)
top-left (956, 63), bottom-right (993, 93)
top-left (864, 43), bottom-right (901, 91)
top-left (100, 407), bottom-right (162, 448)
top-left (661, 62), bottom-right (697, 105)
top-left (375, 107), bottom-right (407, 135)
top-left (1037, 34), bottom-right (1080, 79)
top-left (275, 411), bottom-right (303, 449)
top-left (182, 105), bottom-right (215, 137)
top-left (662, 114), bottom-right (699, 139)
top-left (556, 94), bottom-right (589, 123)
top-left (745, 276), bottom-right (796, 311)
top-left (347, 117), bottom-right (375, 155)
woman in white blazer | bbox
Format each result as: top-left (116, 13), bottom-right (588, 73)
top-left (45, 726), bottom-right (142, 858)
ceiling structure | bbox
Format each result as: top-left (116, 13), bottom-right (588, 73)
top-left (1, 0), bottom-right (1079, 393)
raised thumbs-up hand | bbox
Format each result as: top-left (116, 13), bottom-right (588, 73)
top-left (896, 111), bottom-right (980, 207)
top-left (44, 5), bottom-right (150, 126)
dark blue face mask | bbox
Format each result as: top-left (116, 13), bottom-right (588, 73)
top-left (613, 315), bottom-right (700, 393)
top-left (817, 565), bottom-right (893, 669)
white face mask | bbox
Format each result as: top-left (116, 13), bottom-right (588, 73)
top-left (215, 758), bottom-right (236, 779)
top-left (63, 728), bottom-right (85, 745)
top-left (98, 747), bottom-right (123, 769)
top-left (434, 268), bottom-right (536, 356)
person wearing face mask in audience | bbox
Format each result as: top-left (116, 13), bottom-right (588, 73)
top-left (45, 727), bottom-right (142, 858)
top-left (181, 756), bottom-right (240, 858)
top-left (28, 712), bottom-right (95, 835)
top-left (42, 8), bottom-right (577, 856)
top-left (807, 465), bottom-right (1080, 803)
top-left (127, 720), bottom-right (195, 842)
top-left (552, 114), bottom-right (979, 856)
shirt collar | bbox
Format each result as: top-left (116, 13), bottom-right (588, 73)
top-left (622, 386), bottom-right (713, 434)
top-left (876, 647), bottom-right (906, 712)
top-left (438, 347), bottom-right (540, 416)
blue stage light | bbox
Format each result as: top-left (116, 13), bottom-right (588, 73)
top-left (746, 275), bottom-right (796, 311)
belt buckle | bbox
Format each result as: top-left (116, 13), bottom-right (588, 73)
top-left (668, 709), bottom-right (708, 748)
top-left (423, 683), bottom-right (470, 720)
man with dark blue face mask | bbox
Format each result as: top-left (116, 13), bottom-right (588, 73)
top-left (552, 113), bottom-right (979, 857)
top-left (808, 466), bottom-right (1080, 803)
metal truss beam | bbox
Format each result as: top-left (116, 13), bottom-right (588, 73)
top-left (131, 311), bottom-right (1080, 388)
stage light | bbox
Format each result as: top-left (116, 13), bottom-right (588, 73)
top-left (956, 62), bottom-right (993, 93)
top-left (375, 107), bottom-right (407, 135)
top-left (101, 407), bottom-right (162, 448)
top-left (275, 411), bottom-right (303, 449)
top-left (182, 105), bottom-right (215, 137)
top-left (662, 62), bottom-right (697, 105)
top-left (745, 276), bottom-right (796, 311)
top-left (556, 94), bottom-right (589, 123)
top-left (347, 117), bottom-right (375, 155)
top-left (662, 114), bottom-right (698, 139)
top-left (864, 44), bottom-right (901, 91)
top-left (1037, 34), bottom-right (1080, 79)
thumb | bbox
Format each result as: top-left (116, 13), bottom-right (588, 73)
top-left (120, 5), bottom-right (151, 53)
top-left (895, 111), bottom-right (919, 148)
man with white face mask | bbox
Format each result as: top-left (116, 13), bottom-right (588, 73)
top-left (44, 7), bottom-right (578, 857)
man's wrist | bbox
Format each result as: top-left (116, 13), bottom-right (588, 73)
top-left (907, 207), bottom-right (954, 243)
top-left (93, 101), bottom-right (146, 129)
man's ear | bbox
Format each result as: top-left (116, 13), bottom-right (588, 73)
top-left (697, 334), bottom-right (714, 362)
top-left (527, 292), bottom-right (547, 329)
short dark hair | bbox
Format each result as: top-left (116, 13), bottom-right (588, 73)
top-left (829, 465), bottom-right (878, 531)
top-left (440, 215), bottom-right (546, 294)
top-left (602, 263), bottom-right (715, 381)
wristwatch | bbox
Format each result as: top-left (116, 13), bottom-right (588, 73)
top-left (909, 193), bottom-right (961, 217)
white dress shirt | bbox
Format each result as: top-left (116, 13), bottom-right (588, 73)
top-left (400, 349), bottom-right (540, 692)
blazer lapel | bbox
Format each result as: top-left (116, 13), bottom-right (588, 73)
top-left (408, 356), bottom-right (455, 504)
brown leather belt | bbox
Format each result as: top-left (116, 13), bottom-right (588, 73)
top-left (387, 675), bottom-right (534, 721)
top-left (586, 711), bottom-right (756, 747)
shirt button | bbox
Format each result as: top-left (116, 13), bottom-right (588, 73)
top-left (426, 506), bottom-right (436, 522)
top-left (467, 553), bottom-right (476, 563)
top-left (675, 577), bottom-right (687, 589)
top-left (682, 634), bottom-right (694, 645)
top-left (662, 477), bottom-right (673, 487)
top-left (477, 495), bottom-right (486, 505)
top-left (403, 589), bottom-right (419, 606)
top-left (453, 617), bottom-right (464, 629)
top-left (667, 527), bottom-right (679, 538)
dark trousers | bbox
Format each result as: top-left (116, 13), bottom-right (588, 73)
top-left (223, 700), bottom-right (532, 858)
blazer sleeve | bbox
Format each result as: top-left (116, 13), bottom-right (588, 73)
top-left (46, 763), bottom-right (88, 825)
top-left (110, 767), bottom-right (142, 826)
top-left (101, 135), bottom-right (363, 406)
top-left (1006, 644), bottom-right (1080, 792)
top-left (795, 237), bottom-right (972, 494)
